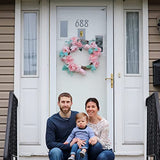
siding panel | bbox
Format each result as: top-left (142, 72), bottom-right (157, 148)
top-left (0, 51), bottom-right (14, 58)
top-left (0, 19), bottom-right (14, 26)
top-left (0, 67), bottom-right (14, 75)
top-left (0, 27), bottom-right (14, 34)
top-left (149, 51), bottom-right (160, 59)
top-left (0, 124), bottom-right (6, 131)
top-left (0, 75), bottom-right (14, 82)
top-left (149, 27), bottom-right (159, 34)
top-left (149, 35), bottom-right (160, 42)
top-left (0, 1), bottom-right (15, 159)
top-left (0, 100), bottom-right (9, 107)
top-left (0, 43), bottom-right (14, 50)
top-left (0, 108), bottom-right (7, 116)
top-left (0, 59), bottom-right (14, 66)
top-left (0, 92), bottom-right (10, 99)
top-left (0, 35), bottom-right (14, 42)
top-left (0, 11), bottom-right (14, 18)
top-left (0, 67), bottom-right (14, 74)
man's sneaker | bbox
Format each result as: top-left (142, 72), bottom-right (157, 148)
top-left (68, 156), bottom-right (75, 160)
top-left (80, 150), bottom-right (86, 158)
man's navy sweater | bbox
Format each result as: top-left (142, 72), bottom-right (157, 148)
top-left (46, 111), bottom-right (78, 151)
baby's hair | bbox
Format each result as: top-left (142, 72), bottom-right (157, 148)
top-left (76, 112), bottom-right (88, 122)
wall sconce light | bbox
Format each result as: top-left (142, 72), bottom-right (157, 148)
top-left (157, 17), bottom-right (160, 32)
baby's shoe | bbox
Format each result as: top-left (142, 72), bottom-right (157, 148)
top-left (68, 156), bottom-right (75, 160)
top-left (80, 150), bottom-right (86, 158)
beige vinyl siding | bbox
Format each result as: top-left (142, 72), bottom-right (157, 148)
top-left (149, 4), bottom-right (160, 97)
top-left (0, 1), bottom-right (15, 160)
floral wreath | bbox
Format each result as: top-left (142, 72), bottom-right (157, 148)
top-left (59, 37), bottom-right (102, 75)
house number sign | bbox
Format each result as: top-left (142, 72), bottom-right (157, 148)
top-left (75, 19), bottom-right (89, 27)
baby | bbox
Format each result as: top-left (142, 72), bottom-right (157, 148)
top-left (64, 112), bottom-right (95, 160)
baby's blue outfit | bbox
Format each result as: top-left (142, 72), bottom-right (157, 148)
top-left (66, 126), bottom-right (95, 156)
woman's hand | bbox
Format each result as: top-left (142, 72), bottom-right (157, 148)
top-left (89, 136), bottom-right (98, 145)
top-left (77, 139), bottom-right (86, 148)
top-left (70, 138), bottom-right (78, 147)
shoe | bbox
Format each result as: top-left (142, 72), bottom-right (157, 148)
top-left (80, 150), bottom-right (85, 158)
top-left (68, 156), bottom-right (75, 160)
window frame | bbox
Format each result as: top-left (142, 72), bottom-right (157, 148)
top-left (21, 10), bottom-right (39, 78)
top-left (124, 10), bottom-right (142, 76)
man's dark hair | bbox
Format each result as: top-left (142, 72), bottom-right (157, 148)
top-left (58, 92), bottom-right (72, 102)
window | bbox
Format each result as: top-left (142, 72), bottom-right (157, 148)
top-left (22, 12), bottom-right (38, 76)
top-left (60, 20), bottom-right (68, 37)
top-left (126, 11), bottom-right (139, 74)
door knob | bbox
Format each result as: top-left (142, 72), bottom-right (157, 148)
top-left (105, 73), bottom-right (113, 88)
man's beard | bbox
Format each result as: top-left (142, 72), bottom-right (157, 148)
top-left (60, 107), bottom-right (70, 114)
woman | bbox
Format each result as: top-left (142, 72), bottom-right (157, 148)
top-left (85, 97), bottom-right (115, 160)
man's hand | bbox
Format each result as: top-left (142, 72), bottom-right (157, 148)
top-left (70, 138), bottom-right (78, 147)
top-left (89, 136), bottom-right (98, 145)
top-left (64, 141), bottom-right (68, 144)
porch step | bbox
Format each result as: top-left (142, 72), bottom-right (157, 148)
top-left (19, 155), bottom-right (144, 160)
top-left (19, 155), bottom-right (48, 160)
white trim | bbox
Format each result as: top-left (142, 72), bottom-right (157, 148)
top-left (50, 0), bottom-right (113, 6)
top-left (142, 0), bottom-right (149, 159)
top-left (105, 1), bottom-right (114, 149)
top-left (49, 1), bottom-right (57, 115)
top-left (14, 0), bottom-right (21, 159)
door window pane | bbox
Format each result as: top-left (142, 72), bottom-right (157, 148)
top-left (60, 21), bottom-right (68, 37)
top-left (23, 12), bottom-right (38, 76)
top-left (126, 12), bottom-right (139, 74)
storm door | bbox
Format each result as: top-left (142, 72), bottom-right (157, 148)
top-left (50, 5), bottom-right (114, 146)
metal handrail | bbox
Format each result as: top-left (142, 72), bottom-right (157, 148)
top-left (3, 91), bottom-right (18, 160)
top-left (146, 92), bottom-right (160, 160)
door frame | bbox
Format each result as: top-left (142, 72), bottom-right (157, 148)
top-left (49, 0), bottom-right (114, 148)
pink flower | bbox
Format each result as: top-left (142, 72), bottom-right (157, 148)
top-left (75, 40), bottom-right (83, 48)
top-left (63, 46), bottom-right (70, 53)
top-left (71, 37), bottom-right (78, 42)
top-left (63, 55), bottom-right (74, 64)
top-left (93, 61), bottom-right (99, 68)
top-left (68, 63), bottom-right (79, 71)
top-left (71, 37), bottom-right (78, 45)
top-left (84, 44), bottom-right (90, 50)
top-left (93, 47), bottom-right (102, 56)
top-left (78, 68), bottom-right (86, 75)
top-left (70, 45), bottom-right (78, 52)
top-left (90, 41), bottom-right (97, 48)
top-left (89, 54), bottom-right (98, 63)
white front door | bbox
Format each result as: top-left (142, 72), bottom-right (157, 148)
top-left (50, 2), bottom-right (114, 147)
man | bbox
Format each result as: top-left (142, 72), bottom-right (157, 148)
top-left (46, 92), bottom-right (78, 160)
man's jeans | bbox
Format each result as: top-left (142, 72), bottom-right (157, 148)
top-left (49, 147), bottom-right (69, 160)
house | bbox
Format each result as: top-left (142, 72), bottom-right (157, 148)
top-left (0, 0), bottom-right (160, 159)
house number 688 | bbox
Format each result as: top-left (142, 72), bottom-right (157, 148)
top-left (75, 19), bottom-right (89, 27)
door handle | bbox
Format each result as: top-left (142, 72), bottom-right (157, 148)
top-left (105, 73), bottom-right (113, 88)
